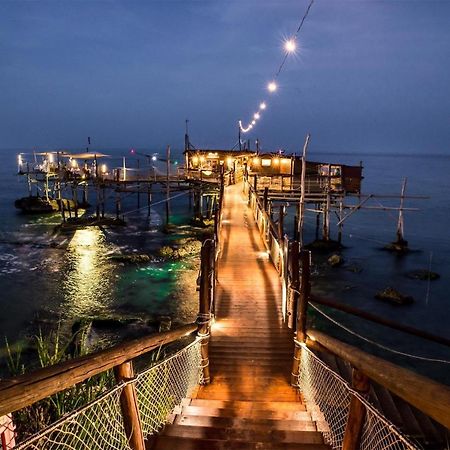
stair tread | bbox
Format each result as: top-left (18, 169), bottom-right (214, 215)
top-left (189, 399), bottom-right (305, 410)
top-left (149, 436), bottom-right (331, 450)
top-left (181, 405), bottom-right (310, 420)
top-left (174, 415), bottom-right (317, 431)
top-left (160, 424), bottom-right (325, 444)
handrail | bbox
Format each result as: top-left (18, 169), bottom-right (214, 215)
top-left (310, 295), bottom-right (450, 348)
top-left (306, 329), bottom-right (450, 430)
top-left (0, 323), bottom-right (197, 417)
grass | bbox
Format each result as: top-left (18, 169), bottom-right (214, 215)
top-left (4, 325), bottom-right (114, 440)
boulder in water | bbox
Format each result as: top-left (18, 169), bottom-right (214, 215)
top-left (109, 253), bottom-right (151, 264)
top-left (406, 270), bottom-right (440, 281)
top-left (375, 287), bottom-right (414, 305)
top-left (328, 253), bottom-right (344, 267)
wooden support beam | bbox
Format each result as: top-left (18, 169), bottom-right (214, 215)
top-left (342, 369), bottom-right (370, 450)
top-left (114, 362), bottom-right (145, 450)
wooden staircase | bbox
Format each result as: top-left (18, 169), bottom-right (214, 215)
top-left (149, 183), bottom-right (330, 449)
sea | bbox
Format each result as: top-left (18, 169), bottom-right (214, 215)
top-left (0, 148), bottom-right (449, 384)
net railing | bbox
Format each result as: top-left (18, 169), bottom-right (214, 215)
top-left (11, 339), bottom-right (202, 450)
top-left (295, 344), bottom-right (421, 450)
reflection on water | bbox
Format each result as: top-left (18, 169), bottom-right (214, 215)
top-left (63, 227), bottom-right (115, 318)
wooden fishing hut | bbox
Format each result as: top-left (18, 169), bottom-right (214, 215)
top-left (247, 153), bottom-right (363, 194)
top-left (184, 149), bottom-right (254, 183)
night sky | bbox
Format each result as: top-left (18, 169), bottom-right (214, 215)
top-left (1, 0), bottom-right (449, 154)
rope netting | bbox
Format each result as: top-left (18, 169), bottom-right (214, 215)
top-left (12, 340), bottom-right (202, 450)
top-left (135, 339), bottom-right (203, 438)
top-left (296, 344), bottom-right (421, 450)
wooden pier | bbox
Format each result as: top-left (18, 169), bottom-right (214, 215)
top-left (151, 183), bottom-right (330, 449)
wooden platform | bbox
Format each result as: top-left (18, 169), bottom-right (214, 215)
top-left (150, 183), bottom-right (329, 449)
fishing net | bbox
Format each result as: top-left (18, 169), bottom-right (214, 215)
top-left (296, 344), bottom-right (421, 450)
top-left (12, 340), bottom-right (202, 450)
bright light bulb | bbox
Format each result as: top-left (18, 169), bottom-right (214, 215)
top-left (285, 39), bottom-right (296, 53)
top-left (254, 112), bottom-right (260, 120)
top-left (268, 81), bottom-right (277, 92)
top-left (251, 120), bottom-right (256, 125)
top-left (260, 102), bottom-right (267, 110)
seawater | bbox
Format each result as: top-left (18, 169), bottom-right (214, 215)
top-left (0, 148), bottom-right (448, 384)
top-left (0, 147), bottom-right (198, 359)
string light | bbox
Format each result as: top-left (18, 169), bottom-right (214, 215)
top-left (284, 38), bottom-right (297, 53)
top-left (238, 0), bottom-right (315, 134)
top-left (267, 81), bottom-right (277, 92)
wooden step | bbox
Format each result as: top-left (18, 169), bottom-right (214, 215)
top-left (149, 436), bottom-right (331, 450)
top-left (180, 405), bottom-right (310, 421)
top-left (159, 424), bottom-right (325, 444)
top-left (174, 415), bottom-right (317, 431)
top-left (189, 399), bottom-right (306, 411)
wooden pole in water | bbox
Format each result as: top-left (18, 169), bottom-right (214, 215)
top-left (263, 187), bottom-right (269, 212)
top-left (278, 205), bottom-right (284, 239)
top-left (166, 145), bottom-right (170, 225)
top-left (147, 183), bottom-right (152, 219)
top-left (396, 177), bottom-right (407, 245)
top-left (298, 134), bottom-right (310, 249)
top-left (137, 159), bottom-right (141, 210)
top-left (342, 369), bottom-right (370, 450)
top-left (322, 164), bottom-right (331, 241)
top-left (338, 196), bottom-right (343, 244)
top-left (114, 362), bottom-right (145, 450)
top-left (291, 249), bottom-right (311, 386)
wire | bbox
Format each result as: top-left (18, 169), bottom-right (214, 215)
top-left (239, 0), bottom-right (315, 133)
top-left (307, 301), bottom-right (450, 364)
top-left (275, 0), bottom-right (315, 77)
top-left (122, 191), bottom-right (190, 216)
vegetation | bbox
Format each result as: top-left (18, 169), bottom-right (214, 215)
top-left (4, 326), bottom-right (114, 440)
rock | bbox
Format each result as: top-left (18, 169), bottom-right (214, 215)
top-left (375, 287), bottom-right (414, 305)
top-left (158, 246), bottom-right (174, 257)
top-left (406, 270), bottom-right (440, 281)
top-left (158, 239), bottom-right (202, 260)
top-left (344, 264), bottom-right (363, 273)
top-left (328, 254), bottom-right (344, 267)
top-left (305, 239), bottom-right (342, 252)
top-left (384, 239), bottom-right (409, 253)
top-left (158, 316), bottom-right (172, 332)
top-left (109, 253), bottom-right (151, 264)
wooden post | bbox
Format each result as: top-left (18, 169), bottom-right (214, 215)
top-left (291, 249), bottom-right (311, 386)
top-left (114, 362), bottom-right (145, 450)
top-left (298, 134), bottom-right (310, 248)
top-left (278, 205), bottom-right (284, 239)
top-left (165, 145), bottom-right (171, 225)
top-left (338, 197), bottom-right (343, 244)
top-left (342, 369), bottom-right (370, 450)
top-left (137, 159), bottom-right (141, 210)
top-left (198, 240), bottom-right (214, 384)
top-left (287, 241), bottom-right (300, 330)
top-left (263, 187), bottom-right (269, 212)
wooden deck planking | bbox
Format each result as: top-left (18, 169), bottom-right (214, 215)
top-left (197, 183), bottom-right (297, 402)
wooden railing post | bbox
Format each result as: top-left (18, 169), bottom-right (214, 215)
top-left (342, 369), bottom-right (370, 450)
top-left (297, 250), bottom-right (311, 342)
top-left (114, 361), bottom-right (145, 450)
top-left (198, 240), bottom-right (214, 384)
top-left (291, 248), bottom-right (311, 386)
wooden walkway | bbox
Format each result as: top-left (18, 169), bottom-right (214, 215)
top-left (152, 183), bottom-right (329, 449)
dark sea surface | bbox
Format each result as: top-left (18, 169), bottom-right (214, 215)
top-left (0, 148), bottom-right (449, 384)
